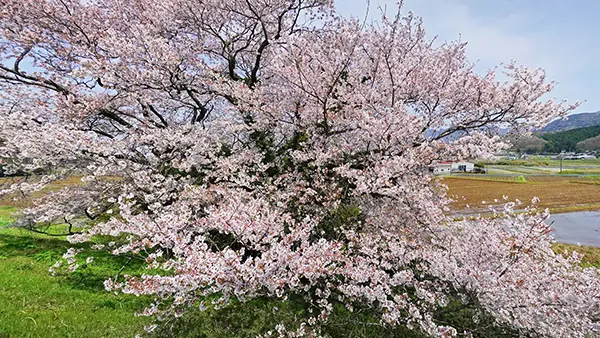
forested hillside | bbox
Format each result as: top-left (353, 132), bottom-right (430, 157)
top-left (540, 125), bottom-right (600, 152)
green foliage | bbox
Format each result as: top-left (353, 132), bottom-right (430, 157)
top-left (250, 130), bottom-right (276, 163)
top-left (151, 296), bottom-right (316, 338)
top-left (539, 125), bottom-right (600, 152)
top-left (151, 292), bottom-right (524, 338)
top-left (516, 175), bottom-right (527, 183)
top-left (164, 297), bottom-right (426, 338)
top-left (280, 131), bottom-right (309, 154)
top-left (152, 295), bottom-right (420, 338)
top-left (434, 297), bottom-right (523, 337)
top-left (312, 203), bottom-right (364, 241)
top-left (486, 159), bottom-right (550, 167)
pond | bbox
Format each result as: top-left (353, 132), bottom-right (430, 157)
top-left (549, 211), bottom-right (600, 247)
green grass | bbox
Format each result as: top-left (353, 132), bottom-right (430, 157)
top-left (0, 205), bottom-right (16, 226)
top-left (553, 243), bottom-right (600, 268)
top-left (548, 202), bottom-right (600, 214)
top-left (559, 169), bottom-right (600, 175)
top-left (0, 206), bottom-right (152, 338)
top-left (485, 158), bottom-right (600, 167)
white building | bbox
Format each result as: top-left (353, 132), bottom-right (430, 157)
top-left (429, 161), bottom-right (475, 174)
top-left (430, 162), bottom-right (453, 174)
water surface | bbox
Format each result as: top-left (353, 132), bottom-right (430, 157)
top-left (549, 211), bottom-right (600, 246)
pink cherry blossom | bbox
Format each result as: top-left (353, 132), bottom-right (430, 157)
top-left (0, 1), bottom-right (596, 337)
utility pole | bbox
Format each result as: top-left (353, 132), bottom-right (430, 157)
top-left (560, 152), bottom-right (563, 174)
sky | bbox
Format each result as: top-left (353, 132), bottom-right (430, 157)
top-left (336, 0), bottom-right (600, 114)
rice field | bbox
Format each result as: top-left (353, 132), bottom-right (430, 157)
top-left (444, 176), bottom-right (600, 213)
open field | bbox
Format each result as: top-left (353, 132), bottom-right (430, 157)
top-left (443, 175), bottom-right (600, 266)
top-left (560, 169), bottom-right (600, 175)
top-left (483, 157), bottom-right (600, 176)
top-left (486, 166), bottom-right (556, 175)
top-left (485, 157), bottom-right (600, 167)
top-left (444, 176), bottom-right (600, 213)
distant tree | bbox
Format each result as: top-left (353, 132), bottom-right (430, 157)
top-left (0, 1), bottom-right (596, 337)
top-left (543, 139), bottom-right (556, 153)
top-left (577, 134), bottom-right (600, 152)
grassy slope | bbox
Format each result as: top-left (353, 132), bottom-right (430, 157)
top-left (0, 206), bottom-right (152, 338)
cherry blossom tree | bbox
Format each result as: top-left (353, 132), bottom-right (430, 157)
top-left (1, 0), bottom-right (598, 336)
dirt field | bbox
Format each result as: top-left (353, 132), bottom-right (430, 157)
top-left (444, 176), bottom-right (600, 213)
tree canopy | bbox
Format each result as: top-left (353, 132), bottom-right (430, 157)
top-left (540, 125), bottom-right (600, 152)
top-left (0, 1), bottom-right (596, 337)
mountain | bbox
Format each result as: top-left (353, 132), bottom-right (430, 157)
top-left (576, 134), bottom-right (600, 151)
top-left (539, 125), bottom-right (600, 152)
top-left (507, 135), bottom-right (547, 153)
top-left (541, 111), bottom-right (600, 133)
